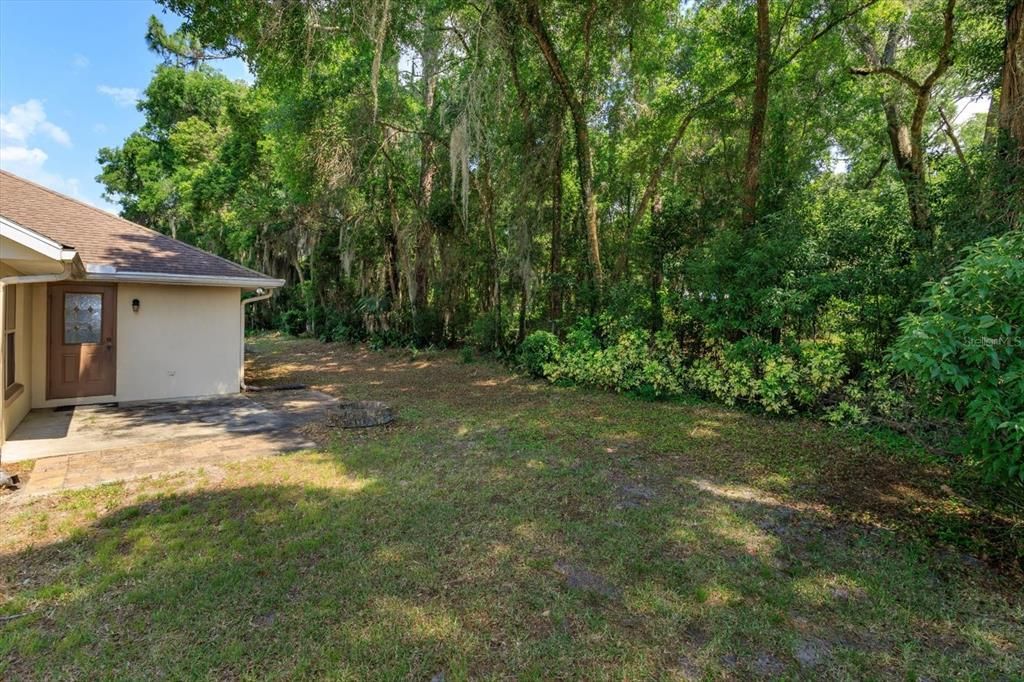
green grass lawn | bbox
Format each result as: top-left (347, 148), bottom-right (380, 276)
top-left (1, 335), bottom-right (1021, 680)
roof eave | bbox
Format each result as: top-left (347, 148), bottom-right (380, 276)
top-left (1, 214), bottom-right (79, 262)
top-left (83, 271), bottom-right (286, 290)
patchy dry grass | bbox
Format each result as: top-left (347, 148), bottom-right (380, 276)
top-left (1, 334), bottom-right (1021, 680)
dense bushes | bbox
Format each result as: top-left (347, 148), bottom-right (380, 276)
top-left (518, 331), bottom-right (560, 378)
top-left (543, 327), bottom-right (686, 399)
top-left (308, 298), bottom-right (452, 349)
top-left (522, 318), bottom-right (848, 409)
top-left (687, 338), bottom-right (847, 414)
top-left (893, 232), bottom-right (1024, 486)
top-left (258, 180), bottom-right (1020, 490)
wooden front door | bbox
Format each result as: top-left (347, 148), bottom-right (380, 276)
top-left (48, 283), bottom-right (117, 399)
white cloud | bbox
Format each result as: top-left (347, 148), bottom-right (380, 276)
top-left (0, 146), bottom-right (48, 166)
top-left (0, 99), bottom-right (117, 214)
top-left (0, 100), bottom-right (87, 207)
top-left (72, 53), bottom-right (90, 70)
top-left (0, 99), bottom-right (71, 147)
top-left (41, 121), bottom-right (71, 146)
top-left (97, 85), bottom-right (140, 107)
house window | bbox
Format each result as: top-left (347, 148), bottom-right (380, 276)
top-left (4, 284), bottom-right (16, 394)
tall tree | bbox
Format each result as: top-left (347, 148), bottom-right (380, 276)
top-left (742, 0), bottom-right (771, 226)
top-left (851, 0), bottom-right (958, 241)
top-left (520, 0), bottom-right (603, 287)
top-left (413, 38), bottom-right (440, 310)
top-left (998, 0), bottom-right (1024, 148)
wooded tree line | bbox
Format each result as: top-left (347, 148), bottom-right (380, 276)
top-left (99, 1), bottom-right (1023, 482)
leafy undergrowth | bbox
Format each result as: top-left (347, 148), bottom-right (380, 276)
top-left (1, 334), bottom-right (1020, 680)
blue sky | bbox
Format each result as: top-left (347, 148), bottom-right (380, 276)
top-left (0, 0), bottom-right (250, 213)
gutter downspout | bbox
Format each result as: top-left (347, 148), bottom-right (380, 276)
top-left (239, 288), bottom-right (273, 391)
top-left (0, 263), bottom-right (73, 468)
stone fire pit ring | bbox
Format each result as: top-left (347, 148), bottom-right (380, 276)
top-left (333, 400), bottom-right (395, 428)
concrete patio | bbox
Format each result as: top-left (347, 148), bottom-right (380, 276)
top-left (1, 390), bottom-right (336, 495)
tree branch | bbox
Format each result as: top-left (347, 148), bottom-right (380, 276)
top-left (938, 106), bottom-right (974, 180)
top-left (624, 0), bottom-right (880, 237)
top-left (850, 65), bottom-right (923, 92)
top-left (770, 0), bottom-right (882, 75)
top-left (922, 0), bottom-right (957, 91)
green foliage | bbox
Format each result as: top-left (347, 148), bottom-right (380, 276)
top-left (544, 321), bottom-right (686, 399)
top-left (518, 331), bottom-right (560, 378)
top-left (320, 309), bottom-right (368, 344)
top-left (470, 310), bottom-right (514, 354)
top-left (893, 232), bottom-right (1024, 485)
top-left (824, 361), bottom-right (911, 426)
top-left (277, 308), bottom-right (307, 337)
top-left (687, 339), bottom-right (847, 415)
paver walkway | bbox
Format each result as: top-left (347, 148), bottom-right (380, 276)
top-left (4, 391), bottom-right (335, 462)
top-left (5, 390), bottom-right (336, 496)
top-left (25, 433), bottom-right (307, 495)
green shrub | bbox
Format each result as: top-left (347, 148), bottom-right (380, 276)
top-left (410, 308), bottom-right (445, 347)
top-left (544, 323), bottom-right (686, 399)
top-left (368, 326), bottom-right (409, 350)
top-left (823, 361), bottom-right (910, 426)
top-left (518, 331), bottom-right (560, 377)
top-left (317, 308), bottom-right (367, 344)
top-left (892, 231), bottom-right (1024, 486)
top-left (278, 308), bottom-right (307, 336)
top-left (823, 398), bottom-right (868, 425)
top-left (686, 338), bottom-right (847, 414)
top-left (563, 316), bottom-right (602, 353)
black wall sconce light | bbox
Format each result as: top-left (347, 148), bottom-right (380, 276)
top-left (131, 298), bottom-right (141, 313)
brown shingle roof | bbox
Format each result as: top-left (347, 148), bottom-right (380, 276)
top-left (0, 170), bottom-right (274, 282)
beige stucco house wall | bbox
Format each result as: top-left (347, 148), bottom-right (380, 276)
top-left (27, 284), bottom-right (244, 408)
top-left (113, 284), bottom-right (245, 403)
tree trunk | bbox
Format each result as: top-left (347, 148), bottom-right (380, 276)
top-left (742, 0), bottom-right (771, 226)
top-left (939, 107), bottom-right (973, 180)
top-left (523, 0), bottom-right (603, 287)
top-left (907, 94), bottom-right (935, 240)
top-left (478, 160), bottom-right (503, 348)
top-left (549, 116), bottom-right (564, 322)
top-left (851, 1), bottom-right (956, 242)
top-left (505, 29), bottom-right (537, 342)
top-left (882, 102), bottom-right (930, 235)
top-left (385, 181), bottom-right (401, 305)
top-left (998, 0), bottom-right (1024, 149)
top-left (413, 43), bottom-right (438, 310)
top-left (984, 91), bottom-right (1001, 148)
top-left (997, 0), bottom-right (1024, 228)
top-left (517, 281), bottom-right (528, 343)
top-left (617, 112), bottom-right (689, 278)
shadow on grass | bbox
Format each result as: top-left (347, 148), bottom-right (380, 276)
top-left (2, 439), bottom-right (1020, 679)
top-left (2, 482), bottom-right (472, 679)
